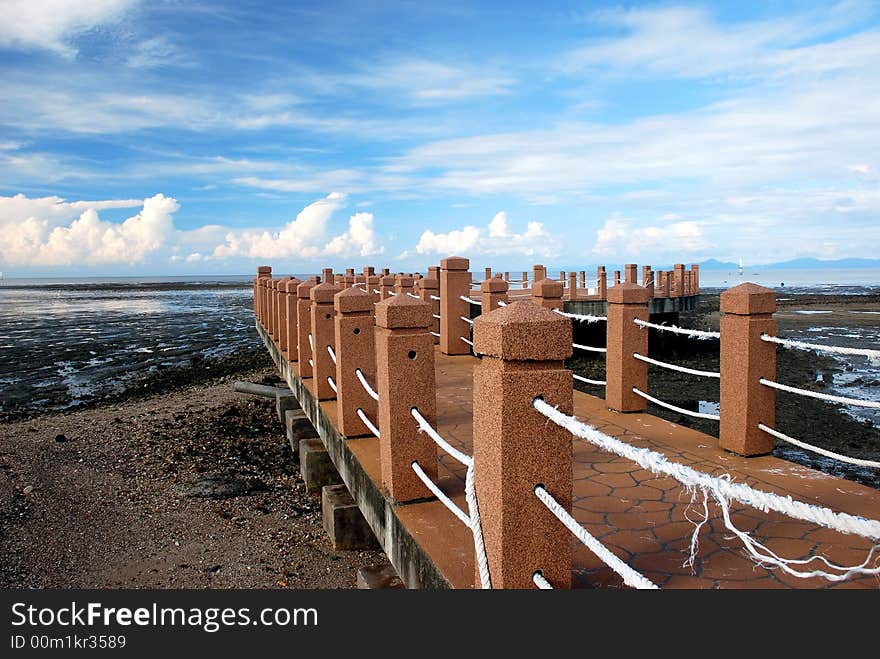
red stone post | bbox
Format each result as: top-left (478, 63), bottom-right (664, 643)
top-left (641, 265), bottom-right (651, 287)
top-left (420, 277), bottom-right (440, 344)
top-left (480, 277), bottom-right (509, 312)
top-left (284, 277), bottom-right (302, 361)
top-left (484, 267), bottom-right (492, 281)
top-left (532, 264), bottom-right (544, 287)
top-left (334, 287), bottom-right (378, 437)
top-left (720, 284), bottom-right (776, 455)
top-left (692, 264), bottom-right (700, 293)
top-left (374, 295), bottom-right (437, 502)
top-left (522, 271), bottom-right (528, 289)
top-left (310, 273), bottom-right (340, 400)
top-left (379, 274), bottom-right (395, 300)
top-left (395, 274), bottom-right (414, 297)
top-left (606, 283), bottom-right (651, 412)
top-left (625, 264), bottom-right (637, 284)
top-left (256, 266), bottom-right (271, 326)
top-left (267, 279), bottom-right (277, 339)
top-left (614, 270), bottom-right (621, 286)
top-left (277, 275), bottom-right (292, 356)
top-left (673, 264), bottom-right (685, 298)
top-left (440, 256), bottom-right (471, 355)
top-left (578, 271), bottom-right (586, 290)
top-left (567, 271), bottom-right (577, 300)
top-left (533, 278), bottom-right (564, 311)
top-left (296, 277), bottom-right (318, 378)
top-left (598, 266), bottom-right (607, 300)
top-left (473, 301), bottom-right (573, 589)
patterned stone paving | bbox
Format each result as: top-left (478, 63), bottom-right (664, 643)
top-left (429, 347), bottom-right (880, 589)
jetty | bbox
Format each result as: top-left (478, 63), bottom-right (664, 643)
top-left (254, 258), bottom-right (879, 589)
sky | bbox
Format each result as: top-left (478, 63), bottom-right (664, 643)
top-left (1, 0), bottom-right (879, 276)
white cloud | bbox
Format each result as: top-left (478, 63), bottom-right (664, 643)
top-left (416, 212), bottom-right (558, 257)
top-left (211, 193), bottom-right (383, 260)
top-left (126, 36), bottom-right (188, 69)
top-left (0, 193), bottom-right (143, 226)
top-left (592, 216), bottom-right (711, 260)
top-left (0, 193), bottom-right (178, 266)
top-left (0, 0), bottom-right (136, 58)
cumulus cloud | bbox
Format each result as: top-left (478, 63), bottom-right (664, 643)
top-left (592, 216), bottom-right (711, 260)
top-left (212, 193), bottom-right (383, 260)
top-left (0, 0), bottom-right (136, 58)
top-left (0, 193), bottom-right (178, 266)
top-left (416, 212), bottom-right (558, 257)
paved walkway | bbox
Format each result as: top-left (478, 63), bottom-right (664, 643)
top-left (307, 347), bottom-right (880, 589)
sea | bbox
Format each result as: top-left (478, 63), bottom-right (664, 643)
top-left (0, 269), bottom-right (878, 429)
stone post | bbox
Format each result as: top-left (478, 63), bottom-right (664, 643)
top-left (598, 267), bottom-right (607, 300)
top-left (395, 274), bottom-right (414, 297)
top-left (311, 275), bottom-right (340, 400)
top-left (334, 288), bottom-right (378, 437)
top-left (532, 278), bottom-right (564, 311)
top-left (473, 301), bottom-right (573, 589)
top-left (420, 277), bottom-right (440, 345)
top-left (504, 272), bottom-right (510, 282)
top-left (344, 269), bottom-right (356, 289)
top-left (255, 266), bottom-right (271, 325)
top-left (673, 264), bottom-right (685, 298)
top-left (522, 271), bottom-right (528, 289)
top-left (296, 277), bottom-right (318, 378)
top-left (567, 272), bottom-right (577, 300)
top-left (641, 265), bottom-right (651, 287)
top-left (440, 256), bottom-right (471, 355)
top-left (720, 284), bottom-right (776, 456)
top-left (625, 264), bottom-right (637, 284)
top-left (532, 264), bottom-right (544, 286)
top-left (661, 271), bottom-right (670, 297)
top-left (484, 267), bottom-right (492, 281)
top-left (381, 268), bottom-right (390, 276)
top-left (374, 295), bottom-right (437, 502)
top-left (367, 272), bottom-right (380, 304)
top-left (379, 274), bottom-right (395, 300)
top-left (606, 283), bottom-right (651, 413)
top-left (267, 279), bottom-right (277, 339)
top-left (614, 270), bottom-right (621, 286)
top-left (277, 275), bottom-right (292, 356)
top-left (284, 277), bottom-right (303, 361)
top-left (578, 271), bottom-right (586, 290)
top-left (559, 270), bottom-right (566, 283)
top-left (692, 264), bottom-right (700, 293)
top-left (481, 277), bottom-right (509, 312)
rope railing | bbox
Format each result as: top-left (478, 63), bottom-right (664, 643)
top-left (460, 316), bottom-right (474, 325)
top-left (534, 485), bottom-right (659, 589)
top-left (461, 295), bottom-right (482, 305)
top-left (433, 313), bottom-right (441, 319)
top-left (373, 289), bottom-right (381, 294)
top-left (357, 408), bottom-right (380, 438)
top-left (573, 374), bottom-right (606, 386)
top-left (761, 334), bottom-right (880, 363)
top-left (327, 345), bottom-right (336, 364)
top-left (533, 398), bottom-right (880, 581)
top-left (308, 333), bottom-right (314, 352)
top-left (633, 352), bottom-right (720, 378)
top-left (461, 336), bottom-right (474, 347)
top-left (430, 295), bottom-right (440, 301)
top-left (759, 378), bottom-right (880, 409)
top-left (355, 368), bottom-right (379, 401)
top-left (573, 342), bottom-right (607, 353)
top-left (633, 318), bottom-right (720, 340)
top-left (308, 358), bottom-right (314, 367)
top-left (430, 331), bottom-right (440, 337)
top-left (632, 387), bottom-right (720, 420)
top-left (532, 571), bottom-right (553, 589)
top-left (407, 292), bottom-right (420, 299)
top-left (327, 376), bottom-right (337, 393)
top-left (554, 309), bottom-right (607, 323)
top-left (411, 461), bottom-right (471, 526)
top-left (758, 423), bottom-right (880, 469)
top-left (411, 408), bottom-right (472, 467)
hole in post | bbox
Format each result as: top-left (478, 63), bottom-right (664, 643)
top-left (353, 328), bottom-right (360, 335)
top-left (408, 350), bottom-right (417, 360)
top-left (325, 313), bottom-right (331, 320)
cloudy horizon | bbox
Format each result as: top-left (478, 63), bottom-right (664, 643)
top-left (2, 1), bottom-right (879, 276)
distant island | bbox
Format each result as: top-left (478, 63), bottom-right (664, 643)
top-left (549, 257), bottom-right (880, 273)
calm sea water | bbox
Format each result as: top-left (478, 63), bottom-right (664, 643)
top-left (0, 270), bottom-right (877, 423)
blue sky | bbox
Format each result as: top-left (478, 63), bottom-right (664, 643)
top-left (1, 0), bottom-right (879, 275)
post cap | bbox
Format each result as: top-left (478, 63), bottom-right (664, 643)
top-left (296, 279), bottom-right (318, 298)
top-left (380, 274), bottom-right (396, 286)
top-left (310, 281), bottom-right (339, 303)
top-left (375, 294), bottom-right (432, 329)
top-left (335, 286), bottom-right (373, 313)
top-left (420, 277), bottom-right (439, 290)
top-left (283, 277), bottom-right (303, 293)
top-left (257, 266), bottom-right (272, 275)
top-left (533, 278), bottom-right (563, 298)
top-left (481, 278), bottom-right (509, 293)
top-left (720, 282), bottom-right (776, 315)
top-left (474, 301), bottom-right (572, 361)
top-left (395, 275), bottom-right (414, 287)
top-left (607, 282), bottom-right (652, 304)
top-left (440, 256), bottom-right (469, 271)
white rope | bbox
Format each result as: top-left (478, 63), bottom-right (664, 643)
top-left (633, 318), bottom-right (720, 340)
top-left (633, 352), bottom-right (720, 378)
top-left (327, 376), bottom-right (337, 393)
top-left (327, 344), bottom-right (336, 364)
top-left (573, 342), bottom-right (607, 353)
top-left (356, 408), bottom-right (380, 438)
top-left (461, 295), bottom-right (482, 305)
top-left (373, 289), bottom-right (381, 294)
top-left (759, 378), bottom-right (880, 409)
top-left (308, 358), bottom-right (313, 367)
top-left (464, 464), bottom-right (492, 589)
top-left (461, 336), bottom-right (474, 347)
top-left (411, 408), bottom-right (472, 467)
top-left (460, 315), bottom-right (474, 325)
top-left (532, 397), bottom-right (880, 543)
top-left (632, 387), bottom-right (720, 420)
top-left (430, 295), bottom-right (440, 301)
top-left (354, 368), bottom-right (379, 401)
top-left (407, 292), bottom-right (420, 298)
top-left (532, 571), bottom-right (553, 589)
top-left (411, 462), bottom-right (471, 526)
top-left (553, 308), bottom-right (606, 323)
top-left (761, 334), bottom-right (880, 364)
top-left (573, 374), bottom-right (606, 386)
top-left (497, 300), bottom-right (507, 306)
top-left (535, 486), bottom-right (659, 589)
top-left (433, 313), bottom-right (441, 319)
top-left (430, 331), bottom-right (440, 337)
top-left (388, 291), bottom-right (398, 296)
top-left (758, 423), bottom-right (880, 469)
top-left (307, 333), bottom-right (313, 352)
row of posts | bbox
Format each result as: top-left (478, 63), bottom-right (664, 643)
top-left (254, 259), bottom-right (774, 588)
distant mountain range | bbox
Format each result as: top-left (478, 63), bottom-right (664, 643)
top-left (696, 257), bottom-right (880, 270)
